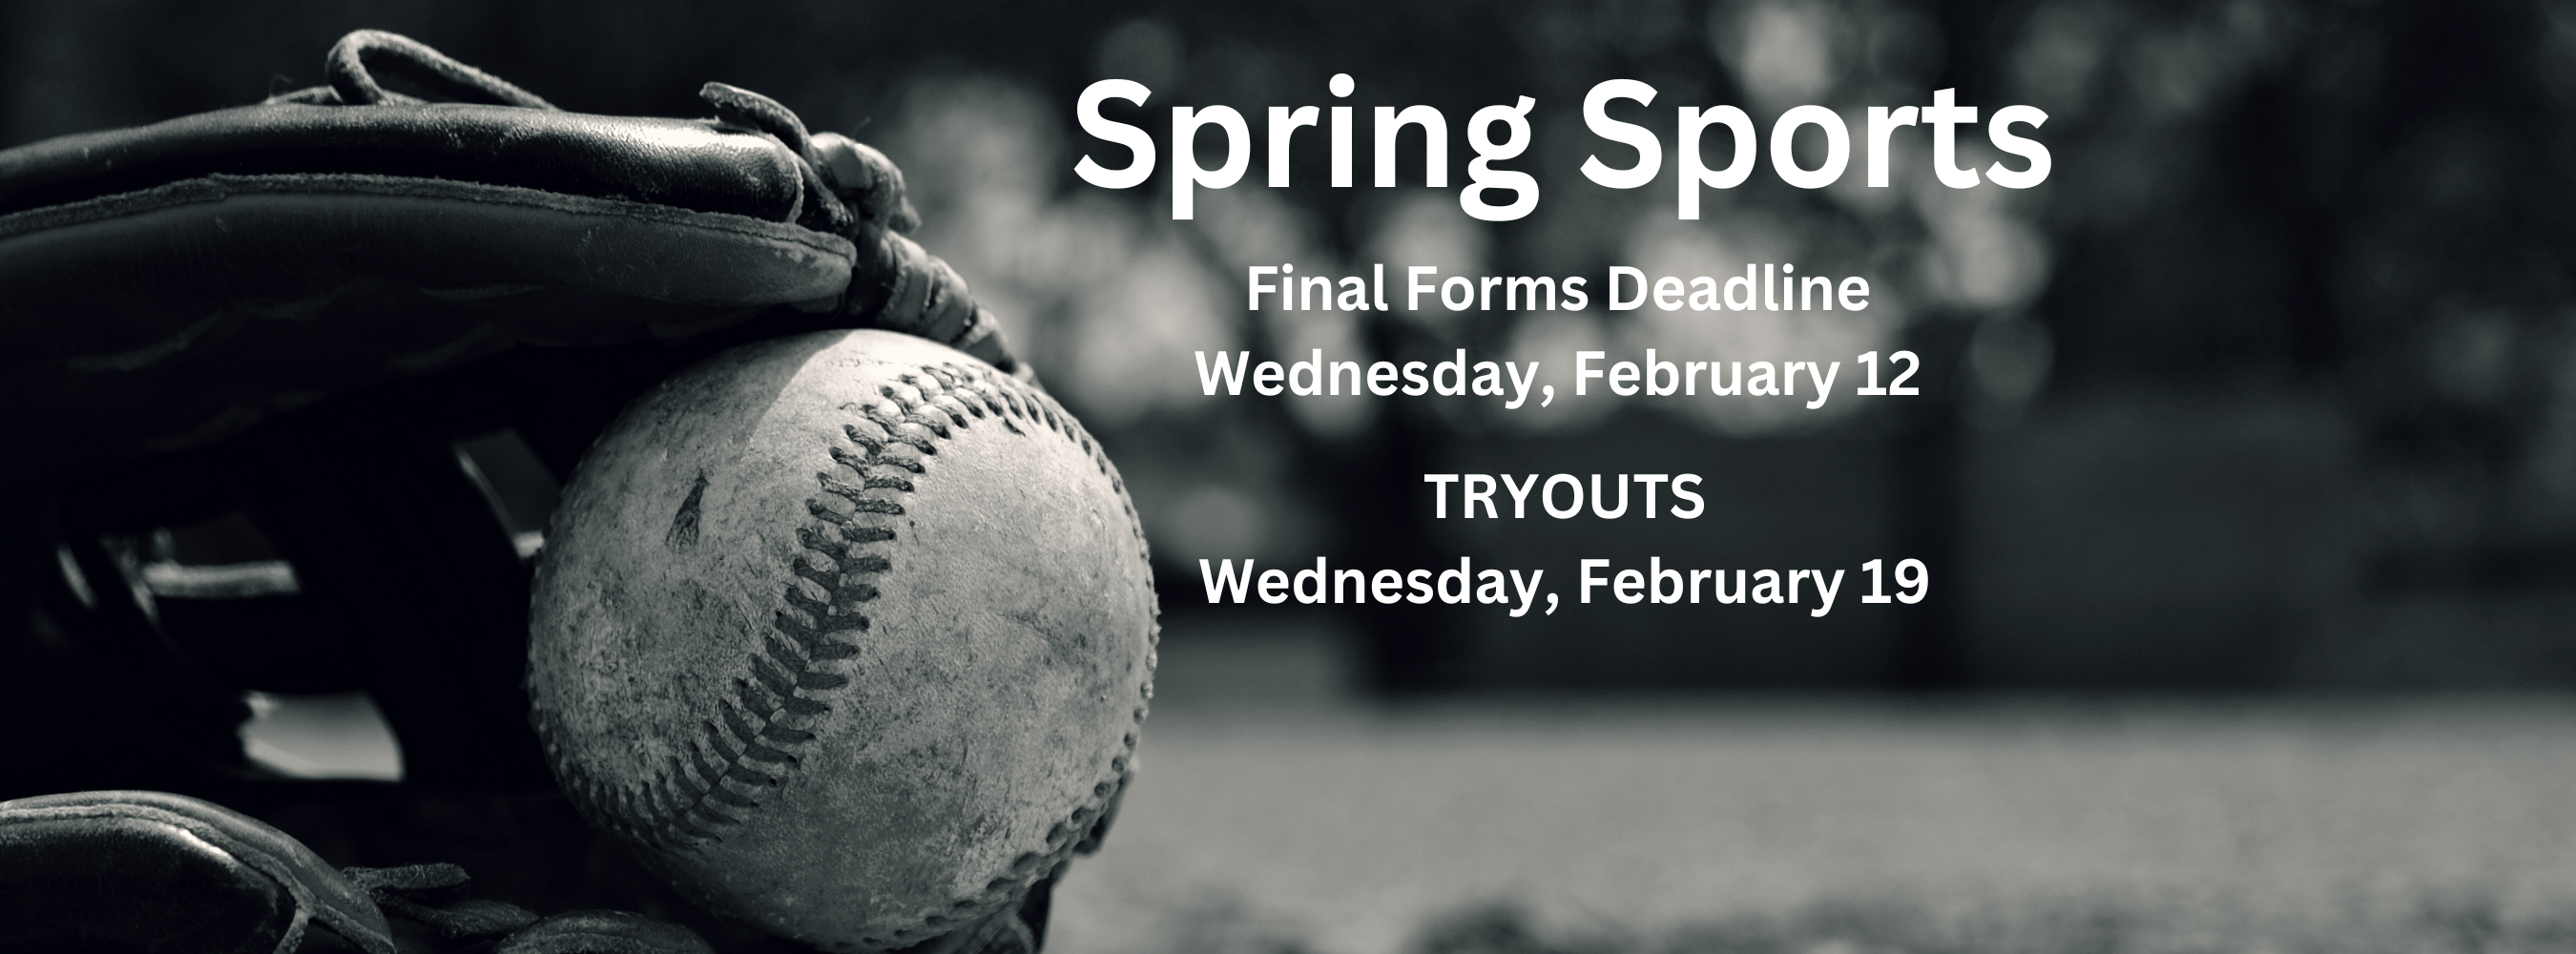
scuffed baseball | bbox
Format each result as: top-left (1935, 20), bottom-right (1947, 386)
top-left (528, 329), bottom-right (1155, 952)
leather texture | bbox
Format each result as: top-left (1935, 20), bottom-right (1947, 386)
top-left (0, 103), bottom-right (811, 222)
top-left (0, 30), bottom-right (1048, 954)
top-left (0, 790), bottom-right (397, 954)
top-left (345, 861), bottom-right (544, 945)
top-left (0, 175), bottom-right (854, 358)
top-left (0, 32), bottom-right (919, 486)
top-left (0, 168), bottom-right (857, 490)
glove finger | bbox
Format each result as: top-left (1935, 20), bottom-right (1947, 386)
top-left (811, 133), bottom-right (922, 233)
top-left (849, 229), bottom-right (1020, 376)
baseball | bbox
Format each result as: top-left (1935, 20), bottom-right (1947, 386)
top-left (527, 329), bottom-right (1156, 952)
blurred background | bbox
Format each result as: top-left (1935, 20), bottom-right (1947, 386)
top-left (7, 0), bottom-right (2576, 951)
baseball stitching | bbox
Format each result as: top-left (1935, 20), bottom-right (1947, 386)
top-left (546, 355), bottom-right (1154, 946)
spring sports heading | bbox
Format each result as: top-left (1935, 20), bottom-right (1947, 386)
top-left (1076, 75), bottom-right (2050, 220)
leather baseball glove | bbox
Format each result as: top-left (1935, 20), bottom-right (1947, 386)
top-left (0, 28), bottom-right (1014, 490)
top-left (0, 29), bottom-right (1068, 954)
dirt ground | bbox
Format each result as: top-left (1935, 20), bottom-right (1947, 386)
top-left (1047, 631), bottom-right (2576, 954)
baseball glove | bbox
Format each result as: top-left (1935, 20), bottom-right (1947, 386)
top-left (0, 29), bottom-right (1070, 954)
top-left (0, 28), bottom-right (1014, 487)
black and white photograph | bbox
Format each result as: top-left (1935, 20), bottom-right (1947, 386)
top-left (3, 1), bottom-right (2574, 952)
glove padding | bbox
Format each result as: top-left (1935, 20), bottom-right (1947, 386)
top-left (0, 28), bottom-right (1016, 487)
